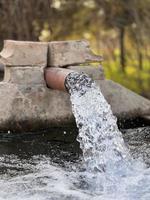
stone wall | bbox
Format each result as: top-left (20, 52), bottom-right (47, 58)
top-left (0, 40), bottom-right (149, 132)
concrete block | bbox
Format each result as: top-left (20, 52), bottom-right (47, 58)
top-left (0, 82), bottom-right (73, 132)
top-left (4, 66), bottom-right (45, 85)
top-left (48, 40), bottom-right (103, 67)
top-left (0, 40), bottom-right (48, 67)
top-left (0, 79), bottom-right (149, 132)
top-left (98, 80), bottom-right (150, 119)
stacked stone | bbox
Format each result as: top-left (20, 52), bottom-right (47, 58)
top-left (0, 40), bottom-right (149, 132)
top-left (0, 40), bottom-right (103, 132)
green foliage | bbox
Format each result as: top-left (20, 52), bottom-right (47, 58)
top-left (104, 59), bottom-right (150, 97)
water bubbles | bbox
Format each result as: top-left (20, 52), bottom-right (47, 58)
top-left (65, 72), bottom-right (150, 198)
top-left (65, 72), bottom-right (130, 176)
top-left (0, 73), bottom-right (149, 200)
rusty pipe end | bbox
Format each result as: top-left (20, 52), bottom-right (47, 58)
top-left (44, 67), bottom-right (74, 91)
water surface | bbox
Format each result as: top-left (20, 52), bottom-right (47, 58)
top-left (0, 127), bottom-right (149, 200)
top-left (0, 72), bottom-right (150, 200)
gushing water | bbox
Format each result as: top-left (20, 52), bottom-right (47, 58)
top-left (65, 72), bottom-right (150, 197)
top-left (0, 72), bottom-right (150, 200)
top-left (65, 72), bottom-right (130, 174)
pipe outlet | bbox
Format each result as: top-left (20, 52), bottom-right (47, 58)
top-left (44, 67), bottom-right (74, 91)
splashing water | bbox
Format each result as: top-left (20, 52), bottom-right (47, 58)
top-left (65, 72), bottom-right (150, 197)
top-left (0, 72), bottom-right (150, 200)
top-left (65, 72), bottom-right (130, 172)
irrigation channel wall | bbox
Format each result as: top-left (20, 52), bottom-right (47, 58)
top-left (0, 40), bottom-right (149, 133)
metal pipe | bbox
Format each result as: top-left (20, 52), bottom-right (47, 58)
top-left (44, 67), bottom-right (74, 91)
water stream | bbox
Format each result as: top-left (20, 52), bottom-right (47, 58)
top-left (0, 72), bottom-right (149, 199)
top-left (65, 72), bottom-right (150, 198)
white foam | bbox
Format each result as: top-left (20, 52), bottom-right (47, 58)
top-left (0, 73), bottom-right (150, 200)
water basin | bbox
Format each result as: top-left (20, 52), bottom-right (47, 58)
top-left (0, 127), bottom-right (149, 200)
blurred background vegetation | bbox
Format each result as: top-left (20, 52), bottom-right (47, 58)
top-left (0, 0), bottom-right (149, 98)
